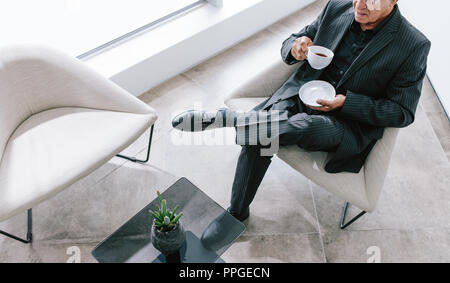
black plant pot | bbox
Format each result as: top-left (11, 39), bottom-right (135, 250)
top-left (151, 221), bottom-right (186, 262)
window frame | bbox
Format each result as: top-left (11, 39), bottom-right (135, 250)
top-left (77, 0), bottom-right (218, 60)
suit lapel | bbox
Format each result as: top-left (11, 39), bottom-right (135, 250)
top-left (307, 10), bottom-right (353, 81)
top-left (329, 10), bottom-right (354, 53)
top-left (337, 7), bottom-right (402, 88)
top-left (337, 31), bottom-right (394, 88)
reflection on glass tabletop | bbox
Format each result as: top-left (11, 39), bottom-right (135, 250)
top-left (91, 178), bottom-right (245, 263)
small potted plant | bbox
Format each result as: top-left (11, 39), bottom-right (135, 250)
top-left (149, 191), bottom-right (185, 260)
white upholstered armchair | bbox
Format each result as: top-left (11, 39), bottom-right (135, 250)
top-left (0, 45), bottom-right (157, 243)
top-left (225, 59), bottom-right (399, 229)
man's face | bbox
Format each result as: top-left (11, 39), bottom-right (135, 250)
top-left (353, 0), bottom-right (397, 25)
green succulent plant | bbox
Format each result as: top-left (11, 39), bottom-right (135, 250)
top-left (149, 191), bottom-right (183, 232)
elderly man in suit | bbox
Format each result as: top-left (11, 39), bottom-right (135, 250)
top-left (173, 0), bottom-right (431, 225)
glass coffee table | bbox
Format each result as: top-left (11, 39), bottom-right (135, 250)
top-left (91, 177), bottom-right (245, 263)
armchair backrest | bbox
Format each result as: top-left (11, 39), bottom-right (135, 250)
top-left (225, 59), bottom-right (300, 102)
top-left (0, 45), bottom-right (153, 163)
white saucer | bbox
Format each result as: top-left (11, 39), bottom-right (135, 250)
top-left (299, 80), bottom-right (336, 107)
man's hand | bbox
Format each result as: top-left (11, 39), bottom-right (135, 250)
top-left (308, 94), bottom-right (346, 112)
top-left (291, 36), bottom-right (313, 61)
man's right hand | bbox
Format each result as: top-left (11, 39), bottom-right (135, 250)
top-left (291, 36), bottom-right (313, 61)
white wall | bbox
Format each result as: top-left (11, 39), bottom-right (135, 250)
top-left (399, 0), bottom-right (450, 118)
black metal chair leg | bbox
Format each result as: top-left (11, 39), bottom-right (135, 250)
top-left (0, 209), bottom-right (32, 244)
top-left (340, 202), bottom-right (366, 230)
top-left (116, 125), bottom-right (154, 163)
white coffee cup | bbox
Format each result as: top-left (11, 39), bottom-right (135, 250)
top-left (306, 46), bottom-right (334, 70)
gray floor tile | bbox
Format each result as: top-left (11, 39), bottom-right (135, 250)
top-left (0, 240), bottom-right (97, 263)
top-left (420, 77), bottom-right (445, 114)
top-left (222, 233), bottom-right (325, 263)
top-left (139, 75), bottom-right (218, 133)
top-left (323, 228), bottom-right (450, 263)
top-left (426, 112), bottom-right (450, 160)
top-left (117, 75), bottom-right (216, 161)
top-left (419, 77), bottom-right (450, 162)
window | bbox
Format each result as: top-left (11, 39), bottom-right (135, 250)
top-left (0, 0), bottom-right (208, 58)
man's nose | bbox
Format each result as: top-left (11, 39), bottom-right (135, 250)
top-left (355, 0), bottom-right (368, 9)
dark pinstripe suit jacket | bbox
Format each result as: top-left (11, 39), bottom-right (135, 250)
top-left (264, 0), bottom-right (431, 173)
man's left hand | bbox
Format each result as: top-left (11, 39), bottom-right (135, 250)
top-left (307, 94), bottom-right (346, 112)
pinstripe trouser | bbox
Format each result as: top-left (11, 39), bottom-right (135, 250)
top-left (229, 96), bottom-right (344, 215)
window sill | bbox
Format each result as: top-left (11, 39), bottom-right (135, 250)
top-left (84, 0), bottom-right (315, 96)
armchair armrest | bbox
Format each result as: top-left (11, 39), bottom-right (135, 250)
top-left (225, 59), bottom-right (301, 103)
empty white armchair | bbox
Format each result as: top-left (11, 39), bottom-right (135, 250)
top-left (225, 59), bottom-right (399, 229)
top-left (0, 45), bottom-right (157, 243)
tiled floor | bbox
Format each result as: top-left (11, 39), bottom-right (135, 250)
top-left (1, 0), bottom-right (449, 263)
top-left (421, 78), bottom-right (450, 162)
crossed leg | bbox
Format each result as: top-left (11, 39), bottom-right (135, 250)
top-left (229, 96), bottom-right (344, 216)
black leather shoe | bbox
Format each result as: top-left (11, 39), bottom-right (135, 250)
top-left (200, 208), bottom-right (249, 251)
top-left (172, 108), bottom-right (233, 132)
